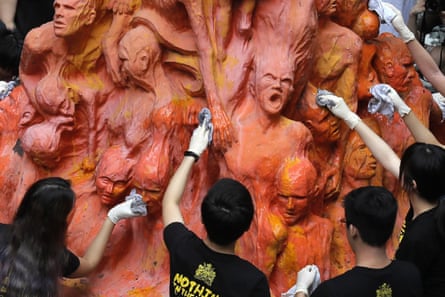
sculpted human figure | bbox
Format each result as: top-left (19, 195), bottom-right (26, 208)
top-left (267, 157), bottom-right (333, 297)
top-left (20, 0), bottom-right (115, 172)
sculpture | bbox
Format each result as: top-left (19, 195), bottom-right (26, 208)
top-left (0, 0), bottom-right (431, 295)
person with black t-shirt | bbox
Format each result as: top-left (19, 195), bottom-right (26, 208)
top-left (316, 91), bottom-right (445, 297)
top-left (288, 186), bottom-right (422, 297)
top-left (162, 122), bottom-right (271, 297)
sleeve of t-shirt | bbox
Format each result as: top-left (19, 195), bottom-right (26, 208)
top-left (250, 274), bottom-right (271, 297)
top-left (62, 248), bottom-right (80, 277)
top-left (163, 222), bottom-right (194, 253)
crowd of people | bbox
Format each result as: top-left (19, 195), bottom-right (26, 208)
top-left (1, 1), bottom-right (445, 297)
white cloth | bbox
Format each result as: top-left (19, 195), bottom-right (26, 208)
top-left (368, 84), bottom-right (396, 120)
top-left (369, 0), bottom-right (397, 24)
top-left (432, 92), bottom-right (445, 121)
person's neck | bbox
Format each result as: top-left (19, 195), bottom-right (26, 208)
top-left (410, 192), bottom-right (437, 219)
top-left (355, 245), bottom-right (391, 269)
top-left (203, 238), bottom-right (236, 255)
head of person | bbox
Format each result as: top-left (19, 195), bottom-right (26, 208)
top-left (16, 177), bottom-right (74, 230)
top-left (274, 157), bottom-right (318, 226)
top-left (399, 143), bottom-right (445, 203)
top-left (250, 50), bottom-right (295, 118)
top-left (53, 0), bottom-right (98, 37)
top-left (95, 146), bottom-right (134, 206)
top-left (118, 25), bottom-right (161, 88)
top-left (372, 33), bottom-right (418, 95)
top-left (343, 186), bottom-right (397, 248)
top-left (201, 178), bottom-right (254, 246)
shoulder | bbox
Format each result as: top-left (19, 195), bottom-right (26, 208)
top-left (163, 222), bottom-right (199, 250)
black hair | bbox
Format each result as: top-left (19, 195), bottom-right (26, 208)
top-left (344, 186), bottom-right (398, 246)
top-left (201, 178), bottom-right (254, 246)
top-left (400, 143), bottom-right (445, 238)
top-left (0, 177), bottom-right (75, 297)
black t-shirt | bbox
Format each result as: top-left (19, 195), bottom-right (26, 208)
top-left (396, 207), bottom-right (445, 297)
top-left (164, 222), bottom-right (271, 297)
top-left (311, 261), bottom-right (422, 297)
top-left (0, 223), bottom-right (79, 276)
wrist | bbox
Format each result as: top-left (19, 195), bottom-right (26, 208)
top-left (184, 150), bottom-right (199, 162)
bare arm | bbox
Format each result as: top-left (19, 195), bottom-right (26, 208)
top-left (162, 156), bottom-right (196, 227)
top-left (406, 39), bottom-right (445, 97)
top-left (0, 0), bottom-right (17, 30)
top-left (69, 218), bottom-right (115, 277)
top-left (353, 121), bottom-right (401, 177)
top-left (403, 111), bottom-right (444, 148)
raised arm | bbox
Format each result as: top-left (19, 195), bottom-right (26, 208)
top-left (0, 0), bottom-right (17, 30)
top-left (68, 192), bottom-right (147, 277)
top-left (382, 2), bottom-right (445, 97)
top-left (369, 83), bottom-right (444, 148)
top-left (317, 93), bottom-right (401, 177)
top-left (162, 124), bottom-right (211, 227)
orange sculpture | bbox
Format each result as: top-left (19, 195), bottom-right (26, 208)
top-left (0, 0), bottom-right (438, 296)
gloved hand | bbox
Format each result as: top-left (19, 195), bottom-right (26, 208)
top-left (187, 122), bottom-right (211, 158)
top-left (370, 84), bottom-right (411, 117)
top-left (316, 93), bottom-right (361, 129)
top-left (107, 188), bottom-right (147, 224)
top-left (382, 2), bottom-right (415, 43)
top-left (294, 265), bottom-right (319, 296)
top-left (432, 92), bottom-right (445, 121)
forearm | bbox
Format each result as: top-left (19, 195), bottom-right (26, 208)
top-left (406, 40), bottom-right (445, 96)
top-left (70, 218), bottom-right (115, 277)
top-left (162, 156), bottom-right (196, 225)
top-left (0, 0), bottom-right (17, 30)
top-left (403, 111), bottom-right (442, 146)
top-left (354, 121), bottom-right (401, 177)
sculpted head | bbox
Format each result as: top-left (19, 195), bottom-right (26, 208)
top-left (274, 157), bottom-right (317, 226)
top-left (316, 0), bottom-right (337, 17)
top-left (372, 33), bottom-right (417, 94)
top-left (250, 51), bottom-right (295, 117)
top-left (118, 25), bottom-right (161, 88)
top-left (95, 146), bottom-right (134, 206)
top-left (53, 0), bottom-right (97, 37)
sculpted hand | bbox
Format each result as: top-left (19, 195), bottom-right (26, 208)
top-left (382, 2), bottom-right (415, 42)
top-left (370, 84), bottom-right (411, 117)
top-left (295, 265), bottom-right (320, 296)
top-left (317, 93), bottom-right (361, 129)
top-left (107, 189), bottom-right (147, 224)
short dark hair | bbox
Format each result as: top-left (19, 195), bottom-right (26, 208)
top-left (201, 178), bottom-right (254, 246)
top-left (344, 186), bottom-right (397, 247)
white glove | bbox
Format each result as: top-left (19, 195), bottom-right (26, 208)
top-left (187, 123), bottom-right (211, 158)
top-left (370, 84), bottom-right (411, 117)
top-left (293, 265), bottom-right (319, 296)
top-left (316, 93), bottom-right (361, 129)
top-left (382, 2), bottom-right (415, 43)
top-left (432, 92), bottom-right (445, 121)
top-left (107, 189), bottom-right (147, 224)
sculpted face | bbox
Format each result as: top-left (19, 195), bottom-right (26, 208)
top-left (53, 0), bottom-right (96, 37)
top-left (344, 132), bottom-right (377, 179)
top-left (275, 158), bottom-right (317, 226)
top-left (118, 26), bottom-right (161, 88)
top-left (254, 58), bottom-right (294, 116)
top-left (96, 147), bottom-right (133, 206)
top-left (374, 34), bottom-right (417, 94)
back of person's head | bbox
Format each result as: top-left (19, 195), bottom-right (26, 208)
top-left (201, 178), bottom-right (254, 246)
top-left (400, 142), bottom-right (445, 238)
top-left (0, 177), bottom-right (75, 297)
top-left (344, 186), bottom-right (397, 247)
